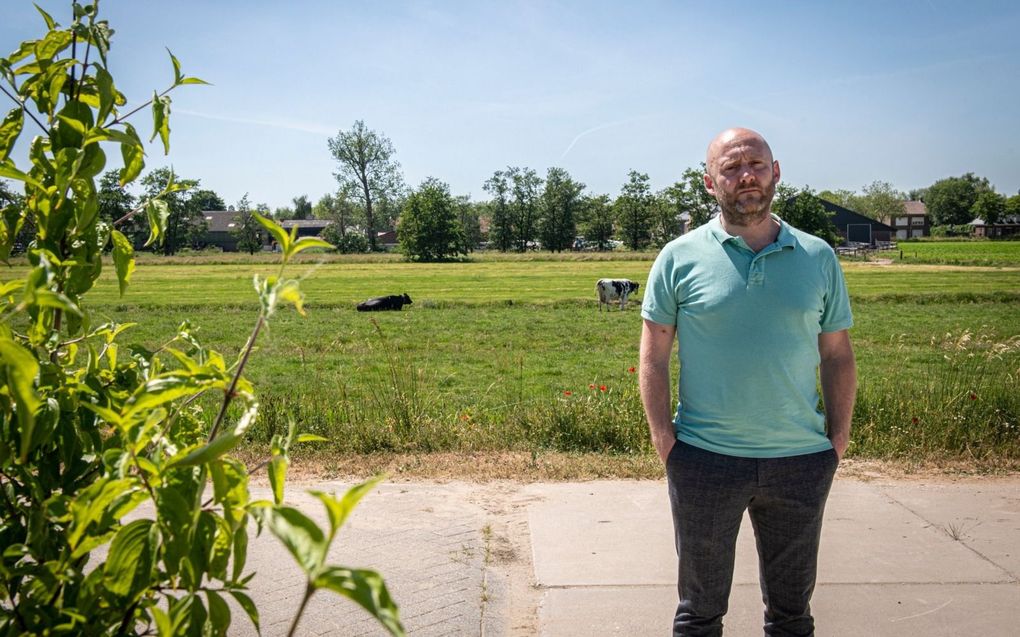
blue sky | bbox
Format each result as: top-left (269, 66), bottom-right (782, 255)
top-left (2, 1), bottom-right (1018, 210)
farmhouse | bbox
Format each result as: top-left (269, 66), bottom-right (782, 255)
top-left (201, 210), bottom-right (242, 251)
top-left (882, 200), bottom-right (931, 239)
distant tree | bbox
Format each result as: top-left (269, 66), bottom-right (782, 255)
top-left (907, 187), bottom-right (929, 202)
top-left (659, 163), bottom-right (717, 240)
top-left (772, 185), bottom-right (839, 245)
top-left (291, 195), bottom-right (312, 220)
top-left (925, 173), bottom-right (992, 226)
top-left (399, 178), bottom-right (466, 261)
top-left (615, 170), bottom-right (654, 250)
top-left (314, 187), bottom-right (362, 236)
top-left (140, 167), bottom-right (206, 255)
top-left (508, 167), bottom-right (542, 251)
top-left (273, 205), bottom-right (295, 220)
top-left (455, 196), bottom-right (483, 251)
top-left (483, 170), bottom-right (514, 251)
top-left (578, 194), bottom-right (616, 250)
top-left (231, 194), bottom-right (265, 254)
top-left (971, 191), bottom-right (1006, 225)
top-left (538, 167), bottom-right (585, 252)
top-left (649, 190), bottom-right (678, 248)
top-left (1006, 194), bottom-right (1020, 220)
top-left (328, 120), bottom-right (404, 251)
top-left (97, 171), bottom-right (144, 247)
top-left (853, 181), bottom-right (906, 221)
top-left (817, 188), bottom-right (858, 210)
top-left (191, 188), bottom-right (226, 211)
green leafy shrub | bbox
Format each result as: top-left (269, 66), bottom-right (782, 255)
top-left (0, 4), bottom-right (402, 635)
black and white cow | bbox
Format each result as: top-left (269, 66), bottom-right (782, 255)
top-left (356, 293), bottom-right (413, 312)
top-left (596, 279), bottom-right (639, 312)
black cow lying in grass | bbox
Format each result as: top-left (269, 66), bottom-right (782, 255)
top-left (356, 293), bottom-right (413, 312)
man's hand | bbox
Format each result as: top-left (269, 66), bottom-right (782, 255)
top-left (652, 431), bottom-right (677, 465)
top-left (829, 432), bottom-right (849, 461)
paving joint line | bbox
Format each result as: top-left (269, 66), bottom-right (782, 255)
top-left (877, 484), bottom-right (1020, 583)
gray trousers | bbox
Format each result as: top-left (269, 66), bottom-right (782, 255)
top-left (665, 440), bottom-right (838, 637)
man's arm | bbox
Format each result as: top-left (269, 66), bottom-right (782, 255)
top-left (818, 329), bottom-right (857, 460)
top-left (640, 319), bottom-right (677, 464)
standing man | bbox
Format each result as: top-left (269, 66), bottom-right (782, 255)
top-left (639, 128), bottom-right (856, 636)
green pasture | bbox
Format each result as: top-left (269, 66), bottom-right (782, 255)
top-left (53, 255), bottom-right (1020, 464)
top-left (892, 240), bottom-right (1020, 267)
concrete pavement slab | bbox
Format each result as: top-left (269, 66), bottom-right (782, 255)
top-left (529, 478), bottom-right (1020, 636)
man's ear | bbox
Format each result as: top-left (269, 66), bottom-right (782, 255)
top-left (772, 160), bottom-right (781, 184)
top-left (703, 172), bottom-right (716, 195)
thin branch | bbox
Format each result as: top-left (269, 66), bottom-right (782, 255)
top-left (67, 33), bottom-right (77, 105)
top-left (75, 34), bottom-right (93, 103)
top-left (109, 85), bottom-right (174, 127)
top-left (0, 84), bottom-right (47, 133)
top-left (286, 583), bottom-right (315, 637)
top-left (208, 314), bottom-right (265, 440)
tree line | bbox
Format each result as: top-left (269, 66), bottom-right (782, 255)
top-left (4, 119), bottom-right (1017, 260)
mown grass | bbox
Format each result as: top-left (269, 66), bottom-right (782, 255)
top-left (7, 243), bottom-right (1017, 473)
top-left (57, 251), bottom-right (1020, 471)
top-left (891, 240), bottom-right (1020, 267)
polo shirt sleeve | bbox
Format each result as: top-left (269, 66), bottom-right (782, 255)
top-left (641, 248), bottom-right (678, 326)
top-left (820, 250), bottom-right (853, 332)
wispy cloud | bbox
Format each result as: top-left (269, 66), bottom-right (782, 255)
top-left (559, 119), bottom-right (639, 161)
top-left (175, 108), bottom-right (335, 136)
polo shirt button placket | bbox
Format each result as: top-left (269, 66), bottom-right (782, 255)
top-left (749, 257), bottom-right (765, 287)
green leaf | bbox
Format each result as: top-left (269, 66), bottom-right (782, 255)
top-left (290, 236), bottom-right (334, 257)
top-left (111, 229), bottom-right (135, 296)
top-left (167, 48), bottom-right (183, 84)
top-left (0, 108), bottom-right (23, 162)
top-left (35, 4), bottom-right (57, 30)
top-left (268, 454), bottom-right (287, 506)
top-left (179, 77), bottom-right (211, 86)
top-left (309, 476), bottom-right (383, 539)
top-left (229, 591), bottom-right (260, 634)
top-left (254, 212), bottom-right (289, 255)
top-left (313, 567), bottom-right (404, 637)
top-left (0, 160), bottom-right (46, 192)
top-left (96, 65), bottom-right (116, 124)
top-left (296, 433), bottom-right (329, 444)
top-left (103, 519), bottom-right (155, 600)
top-left (150, 92), bottom-right (171, 155)
top-left (67, 477), bottom-right (142, 550)
top-left (34, 27), bottom-right (72, 61)
top-left (0, 336), bottom-right (40, 461)
top-left (231, 523), bottom-right (248, 583)
top-left (278, 280), bottom-right (306, 316)
top-left (144, 198), bottom-right (169, 246)
top-left (32, 289), bottom-right (83, 316)
top-left (206, 590), bottom-right (231, 636)
top-left (257, 505), bottom-right (327, 573)
top-left (119, 122), bottom-right (145, 185)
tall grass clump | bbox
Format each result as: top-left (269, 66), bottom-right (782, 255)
top-left (853, 330), bottom-right (1020, 460)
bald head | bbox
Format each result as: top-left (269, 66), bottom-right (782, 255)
top-left (703, 127), bottom-right (780, 228)
top-left (706, 128), bottom-right (774, 175)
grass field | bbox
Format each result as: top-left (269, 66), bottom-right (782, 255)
top-left (892, 240), bottom-right (1020, 267)
top-left (3, 243), bottom-right (1015, 472)
top-left (30, 244), bottom-right (1016, 475)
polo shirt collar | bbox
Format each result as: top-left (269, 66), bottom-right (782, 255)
top-left (708, 214), bottom-right (798, 251)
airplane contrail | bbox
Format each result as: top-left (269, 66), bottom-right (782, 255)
top-left (175, 108), bottom-right (336, 136)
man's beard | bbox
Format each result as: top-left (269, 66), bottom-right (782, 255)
top-left (717, 179), bottom-right (776, 227)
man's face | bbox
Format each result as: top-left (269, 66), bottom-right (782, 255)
top-left (704, 133), bottom-right (780, 226)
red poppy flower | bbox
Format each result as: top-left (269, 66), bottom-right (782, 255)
top-left (969, 393), bottom-right (977, 401)
top-left (599, 384), bottom-right (607, 392)
top-left (628, 366), bottom-right (636, 373)
top-left (911, 417), bottom-right (919, 425)
top-left (563, 390), bottom-right (572, 396)
top-left (589, 383), bottom-right (596, 390)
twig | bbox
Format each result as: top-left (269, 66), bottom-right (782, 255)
top-left (286, 583), bottom-right (315, 637)
top-left (0, 84), bottom-right (48, 133)
top-left (109, 85), bottom-right (174, 127)
top-left (208, 314), bottom-right (265, 440)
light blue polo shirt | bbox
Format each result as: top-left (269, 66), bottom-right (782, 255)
top-left (642, 215), bottom-right (853, 458)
